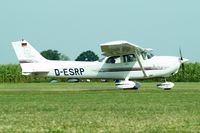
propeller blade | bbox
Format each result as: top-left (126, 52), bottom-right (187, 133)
top-left (179, 47), bottom-right (186, 80)
top-left (179, 47), bottom-right (183, 61)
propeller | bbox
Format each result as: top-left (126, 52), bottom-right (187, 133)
top-left (179, 48), bottom-right (185, 80)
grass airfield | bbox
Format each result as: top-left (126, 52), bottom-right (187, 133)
top-left (0, 82), bottom-right (200, 132)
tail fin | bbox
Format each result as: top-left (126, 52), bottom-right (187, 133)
top-left (12, 40), bottom-right (49, 75)
top-left (12, 40), bottom-right (47, 63)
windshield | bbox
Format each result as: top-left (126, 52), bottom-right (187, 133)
top-left (142, 51), bottom-right (154, 60)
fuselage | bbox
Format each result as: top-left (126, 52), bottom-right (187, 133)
top-left (21, 55), bottom-right (182, 80)
top-left (12, 39), bottom-right (189, 89)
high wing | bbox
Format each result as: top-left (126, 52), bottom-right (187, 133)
top-left (100, 40), bottom-right (148, 77)
top-left (100, 40), bottom-right (145, 56)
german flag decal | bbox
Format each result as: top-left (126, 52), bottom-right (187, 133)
top-left (21, 43), bottom-right (27, 47)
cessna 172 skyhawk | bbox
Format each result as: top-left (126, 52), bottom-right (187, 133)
top-left (12, 40), bottom-right (188, 90)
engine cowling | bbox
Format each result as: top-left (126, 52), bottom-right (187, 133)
top-left (115, 80), bottom-right (141, 89)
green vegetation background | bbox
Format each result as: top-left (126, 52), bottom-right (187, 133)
top-left (0, 63), bottom-right (199, 83)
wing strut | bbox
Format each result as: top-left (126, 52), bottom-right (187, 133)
top-left (135, 51), bottom-right (148, 77)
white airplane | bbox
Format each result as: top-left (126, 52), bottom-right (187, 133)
top-left (12, 40), bottom-right (188, 90)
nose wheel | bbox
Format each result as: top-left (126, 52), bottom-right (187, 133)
top-left (157, 79), bottom-right (174, 90)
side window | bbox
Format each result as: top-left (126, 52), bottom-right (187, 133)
top-left (106, 56), bottom-right (121, 64)
top-left (123, 54), bottom-right (136, 62)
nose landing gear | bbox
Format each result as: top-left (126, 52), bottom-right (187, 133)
top-left (157, 79), bottom-right (174, 90)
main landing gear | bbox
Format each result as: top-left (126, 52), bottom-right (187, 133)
top-left (115, 79), bottom-right (174, 90)
top-left (115, 80), bottom-right (142, 90)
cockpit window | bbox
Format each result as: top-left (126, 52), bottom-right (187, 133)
top-left (142, 51), bottom-right (154, 60)
top-left (106, 56), bottom-right (121, 64)
top-left (123, 54), bottom-right (136, 62)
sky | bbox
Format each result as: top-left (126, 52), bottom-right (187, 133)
top-left (0, 0), bottom-right (200, 64)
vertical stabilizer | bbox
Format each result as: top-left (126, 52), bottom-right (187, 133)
top-left (12, 40), bottom-right (49, 75)
top-left (12, 40), bottom-right (47, 63)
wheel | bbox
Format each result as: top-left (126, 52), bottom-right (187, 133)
top-left (132, 87), bottom-right (139, 90)
top-left (164, 88), bottom-right (171, 90)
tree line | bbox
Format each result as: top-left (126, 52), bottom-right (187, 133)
top-left (2, 48), bottom-right (199, 83)
top-left (41, 49), bottom-right (99, 61)
top-left (0, 63), bottom-right (200, 83)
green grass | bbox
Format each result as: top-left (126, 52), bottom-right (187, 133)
top-left (0, 82), bottom-right (200, 132)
